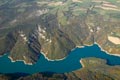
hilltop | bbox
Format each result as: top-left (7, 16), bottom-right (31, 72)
top-left (0, 0), bottom-right (120, 64)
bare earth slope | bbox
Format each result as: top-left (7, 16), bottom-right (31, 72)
top-left (0, 0), bottom-right (120, 64)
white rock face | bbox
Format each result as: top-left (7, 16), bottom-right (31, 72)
top-left (48, 1), bottom-right (64, 6)
top-left (36, 9), bottom-right (48, 16)
top-left (108, 36), bottom-right (120, 45)
top-left (97, 26), bottom-right (101, 31)
top-left (28, 9), bottom-right (49, 18)
top-left (19, 31), bottom-right (28, 42)
top-left (72, 0), bottom-right (83, 3)
top-left (90, 29), bottom-right (94, 32)
top-left (88, 26), bottom-right (94, 32)
top-left (37, 25), bottom-right (52, 43)
top-left (37, 25), bottom-right (46, 39)
top-left (10, 19), bottom-right (17, 24)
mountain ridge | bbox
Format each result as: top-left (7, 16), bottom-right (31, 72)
top-left (0, 0), bottom-right (120, 64)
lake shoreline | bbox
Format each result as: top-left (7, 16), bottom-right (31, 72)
top-left (80, 59), bottom-right (85, 68)
top-left (1, 43), bottom-right (120, 74)
top-left (94, 42), bottom-right (120, 57)
top-left (8, 56), bottom-right (33, 65)
top-left (4, 42), bottom-right (120, 65)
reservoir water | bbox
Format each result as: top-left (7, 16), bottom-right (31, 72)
top-left (0, 44), bottom-right (120, 74)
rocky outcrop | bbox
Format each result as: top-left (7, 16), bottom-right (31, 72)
top-left (0, 0), bottom-right (120, 64)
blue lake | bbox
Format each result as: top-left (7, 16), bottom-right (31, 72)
top-left (0, 44), bottom-right (120, 74)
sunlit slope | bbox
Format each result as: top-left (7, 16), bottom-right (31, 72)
top-left (0, 0), bottom-right (120, 64)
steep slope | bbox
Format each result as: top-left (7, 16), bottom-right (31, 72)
top-left (0, 0), bottom-right (120, 64)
